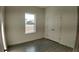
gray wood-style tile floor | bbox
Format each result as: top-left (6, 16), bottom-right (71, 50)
top-left (8, 38), bottom-right (73, 52)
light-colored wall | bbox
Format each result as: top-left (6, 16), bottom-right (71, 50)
top-left (5, 7), bottom-right (45, 45)
top-left (45, 7), bottom-right (77, 48)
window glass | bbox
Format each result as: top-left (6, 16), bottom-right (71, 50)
top-left (25, 13), bottom-right (36, 34)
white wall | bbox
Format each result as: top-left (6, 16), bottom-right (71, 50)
top-left (5, 7), bottom-right (45, 45)
top-left (45, 7), bottom-right (77, 48)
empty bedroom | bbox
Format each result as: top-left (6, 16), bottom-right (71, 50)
top-left (0, 6), bottom-right (78, 52)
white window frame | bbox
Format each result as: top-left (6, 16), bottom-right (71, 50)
top-left (25, 13), bottom-right (36, 34)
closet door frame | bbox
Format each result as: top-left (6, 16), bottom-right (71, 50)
top-left (73, 7), bottom-right (79, 52)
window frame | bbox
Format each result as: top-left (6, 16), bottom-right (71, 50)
top-left (25, 13), bottom-right (36, 34)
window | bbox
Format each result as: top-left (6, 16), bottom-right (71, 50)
top-left (25, 13), bottom-right (36, 34)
